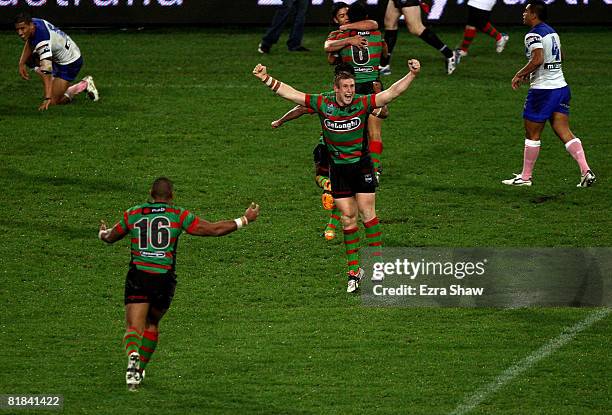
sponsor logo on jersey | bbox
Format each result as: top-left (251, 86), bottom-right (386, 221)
top-left (142, 207), bottom-right (166, 215)
top-left (324, 117), bottom-right (361, 132)
top-left (526, 35), bottom-right (541, 47)
top-left (354, 67), bottom-right (374, 73)
top-left (356, 31), bottom-right (371, 36)
top-left (544, 62), bottom-right (562, 70)
top-left (140, 251), bottom-right (166, 258)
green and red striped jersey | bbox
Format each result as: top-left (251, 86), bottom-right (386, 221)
top-left (305, 92), bottom-right (377, 165)
top-left (327, 29), bottom-right (384, 83)
top-left (115, 202), bottom-right (199, 274)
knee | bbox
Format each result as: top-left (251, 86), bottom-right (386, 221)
top-left (408, 23), bottom-right (424, 36)
top-left (360, 208), bottom-right (377, 223)
top-left (341, 212), bottom-right (358, 229)
top-left (126, 321), bottom-right (145, 333)
top-left (369, 131), bottom-right (382, 142)
top-left (384, 18), bottom-right (398, 30)
top-left (145, 321), bottom-right (159, 332)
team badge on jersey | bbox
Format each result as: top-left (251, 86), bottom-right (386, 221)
top-left (325, 103), bottom-right (335, 116)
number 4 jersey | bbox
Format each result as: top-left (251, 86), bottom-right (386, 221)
top-left (29, 18), bottom-right (81, 65)
top-left (524, 22), bottom-right (567, 90)
top-left (116, 202), bottom-right (200, 274)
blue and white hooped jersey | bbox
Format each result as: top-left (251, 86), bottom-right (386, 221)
top-left (29, 18), bottom-right (81, 66)
top-left (524, 23), bottom-right (567, 90)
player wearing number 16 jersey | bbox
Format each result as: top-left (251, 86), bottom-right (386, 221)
top-left (98, 177), bottom-right (260, 390)
top-left (503, 0), bottom-right (595, 188)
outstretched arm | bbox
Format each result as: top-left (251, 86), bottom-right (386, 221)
top-left (98, 220), bottom-right (127, 244)
top-left (253, 63), bottom-right (306, 106)
top-left (187, 203), bottom-right (260, 237)
top-left (271, 105), bottom-right (311, 128)
top-left (375, 59), bottom-right (421, 107)
top-left (511, 48), bottom-right (543, 90)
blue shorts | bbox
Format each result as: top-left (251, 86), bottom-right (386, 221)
top-left (52, 57), bottom-right (83, 82)
top-left (523, 85), bottom-right (571, 122)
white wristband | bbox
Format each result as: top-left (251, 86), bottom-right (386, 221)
top-left (98, 229), bottom-right (106, 240)
top-left (234, 218), bottom-right (243, 229)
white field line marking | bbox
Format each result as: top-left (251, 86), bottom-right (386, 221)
top-left (450, 308), bottom-right (611, 415)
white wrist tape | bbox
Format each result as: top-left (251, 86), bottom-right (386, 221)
top-left (98, 229), bottom-right (107, 240)
top-left (234, 218), bottom-right (243, 229)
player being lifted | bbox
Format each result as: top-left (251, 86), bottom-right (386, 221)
top-left (253, 59), bottom-right (421, 292)
top-left (14, 13), bottom-right (98, 111)
top-left (325, 1), bottom-right (388, 178)
top-left (502, 0), bottom-right (595, 187)
top-left (99, 178), bottom-right (259, 390)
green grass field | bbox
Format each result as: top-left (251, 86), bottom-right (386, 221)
top-left (0, 26), bottom-right (610, 414)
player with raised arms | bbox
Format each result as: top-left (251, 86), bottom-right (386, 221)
top-left (253, 59), bottom-right (420, 292)
top-left (99, 177), bottom-right (260, 390)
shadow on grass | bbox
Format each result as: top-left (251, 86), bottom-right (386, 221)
top-left (1, 167), bottom-right (129, 194)
top-left (0, 217), bottom-right (94, 241)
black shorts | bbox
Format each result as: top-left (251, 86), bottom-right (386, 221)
top-left (356, 81), bottom-right (387, 118)
top-left (356, 80), bottom-right (384, 95)
top-left (313, 142), bottom-right (329, 167)
top-left (124, 267), bottom-right (177, 310)
top-left (330, 158), bottom-right (378, 199)
top-left (467, 6), bottom-right (491, 29)
top-left (392, 0), bottom-right (421, 8)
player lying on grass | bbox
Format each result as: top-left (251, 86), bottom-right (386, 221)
top-left (253, 59), bottom-right (420, 293)
top-left (99, 177), bottom-right (259, 391)
top-left (14, 13), bottom-right (98, 111)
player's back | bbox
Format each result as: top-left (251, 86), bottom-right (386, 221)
top-left (31, 18), bottom-right (81, 65)
top-left (337, 29), bottom-right (384, 83)
top-left (120, 202), bottom-right (197, 274)
top-left (525, 22), bottom-right (566, 89)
